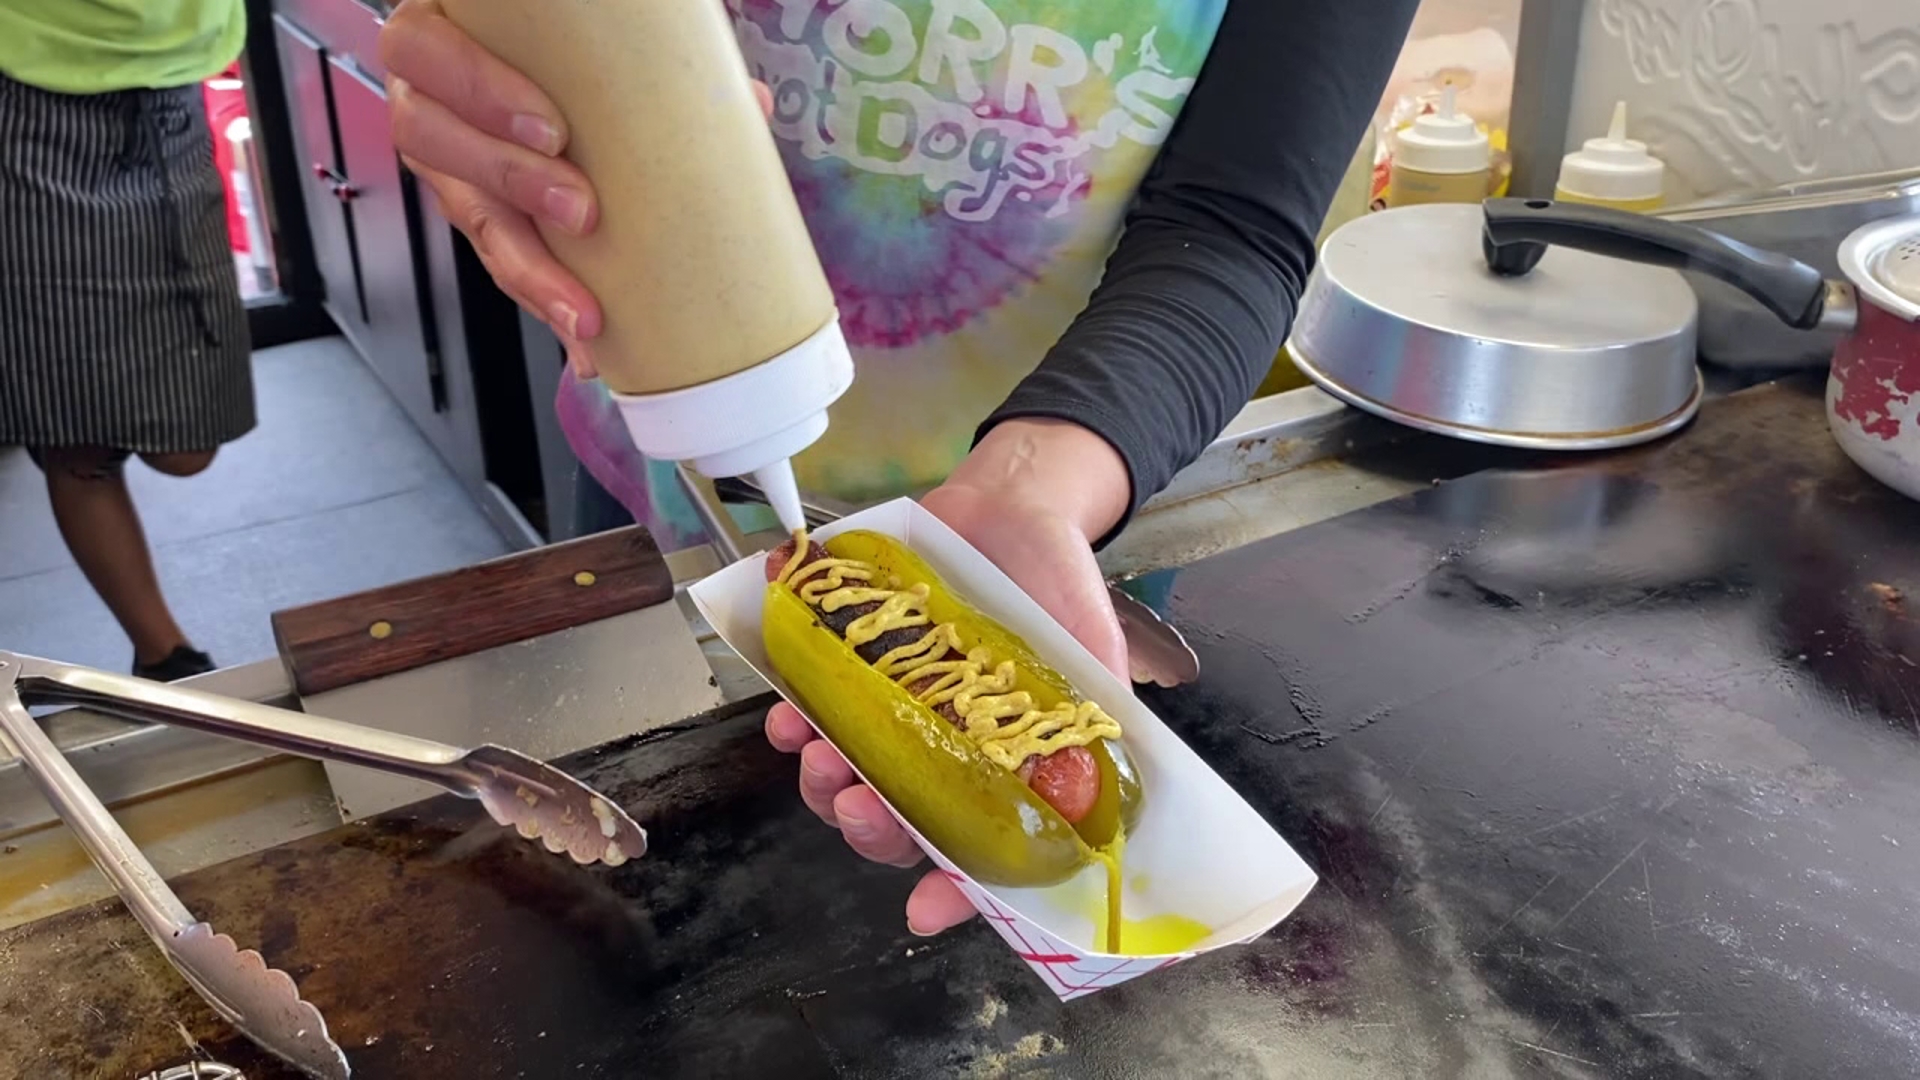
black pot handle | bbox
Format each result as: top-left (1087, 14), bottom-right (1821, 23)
top-left (1482, 198), bottom-right (1830, 330)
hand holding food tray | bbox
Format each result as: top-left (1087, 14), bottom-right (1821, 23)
top-left (689, 499), bottom-right (1316, 1000)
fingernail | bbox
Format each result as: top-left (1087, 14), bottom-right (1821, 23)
top-left (543, 186), bottom-right (590, 234)
top-left (907, 918), bottom-right (940, 938)
top-left (839, 812), bottom-right (875, 840)
top-left (569, 346), bottom-right (598, 381)
top-left (548, 301), bottom-right (580, 340)
top-left (512, 113), bottom-right (562, 155)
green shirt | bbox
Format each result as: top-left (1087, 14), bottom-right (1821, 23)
top-left (0, 0), bottom-right (246, 94)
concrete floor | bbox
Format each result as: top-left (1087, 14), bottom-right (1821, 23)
top-left (0, 335), bottom-right (512, 931)
top-left (0, 336), bottom-right (509, 673)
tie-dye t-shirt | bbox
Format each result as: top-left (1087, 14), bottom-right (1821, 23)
top-left (555, 0), bottom-right (1231, 551)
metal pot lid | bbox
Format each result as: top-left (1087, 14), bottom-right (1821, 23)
top-left (1841, 214), bottom-right (1920, 319)
top-left (1310, 203), bottom-right (1697, 351)
top-left (1289, 203), bottom-right (1702, 450)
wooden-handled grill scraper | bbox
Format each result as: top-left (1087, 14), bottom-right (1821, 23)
top-left (268, 524), bottom-right (721, 823)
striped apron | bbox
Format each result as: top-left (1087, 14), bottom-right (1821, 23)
top-left (0, 71), bottom-right (253, 454)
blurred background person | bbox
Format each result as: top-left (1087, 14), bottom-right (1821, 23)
top-left (0, 0), bottom-right (253, 680)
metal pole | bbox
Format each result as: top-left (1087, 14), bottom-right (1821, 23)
top-left (1508, 0), bottom-right (1590, 198)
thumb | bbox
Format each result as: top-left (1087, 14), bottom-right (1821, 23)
top-left (1064, 584), bottom-right (1130, 686)
top-left (753, 80), bottom-right (773, 119)
top-left (1086, 615), bottom-right (1131, 687)
top-left (564, 339), bottom-right (598, 380)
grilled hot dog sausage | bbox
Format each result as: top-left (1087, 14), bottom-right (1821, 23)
top-left (765, 538), bottom-right (1103, 824)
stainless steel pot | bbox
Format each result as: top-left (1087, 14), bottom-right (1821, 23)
top-left (1482, 198), bottom-right (1920, 501)
top-left (1288, 202), bottom-right (1703, 450)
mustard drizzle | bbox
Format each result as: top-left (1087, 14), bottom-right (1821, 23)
top-left (778, 533), bottom-right (1122, 770)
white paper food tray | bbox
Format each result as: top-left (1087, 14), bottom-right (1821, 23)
top-left (689, 499), bottom-right (1316, 1000)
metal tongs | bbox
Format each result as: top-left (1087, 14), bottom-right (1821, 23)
top-left (0, 650), bottom-right (649, 1079)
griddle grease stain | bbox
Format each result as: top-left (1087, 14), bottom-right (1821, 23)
top-left (1424, 561), bottom-right (1526, 612)
top-left (1150, 669), bottom-right (1629, 1077)
top-left (1346, 542), bottom-right (1487, 625)
top-left (1199, 640), bottom-right (1338, 751)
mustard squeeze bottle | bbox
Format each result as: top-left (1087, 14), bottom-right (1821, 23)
top-left (1554, 101), bottom-right (1666, 213)
top-left (441, 0), bottom-right (853, 531)
top-left (1387, 86), bottom-right (1491, 208)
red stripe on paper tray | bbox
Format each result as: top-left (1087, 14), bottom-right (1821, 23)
top-left (952, 870), bottom-right (1185, 995)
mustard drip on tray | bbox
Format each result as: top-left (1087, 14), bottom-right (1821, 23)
top-left (777, 532), bottom-right (1123, 770)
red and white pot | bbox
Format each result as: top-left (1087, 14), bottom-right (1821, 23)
top-left (1824, 219), bottom-right (1920, 499)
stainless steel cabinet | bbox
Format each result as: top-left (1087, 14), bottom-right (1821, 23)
top-left (326, 57), bottom-right (447, 428)
top-left (270, 0), bottom-right (544, 546)
top-left (272, 12), bottom-right (430, 400)
top-left (272, 15), bottom-right (362, 335)
top-left (271, 11), bottom-right (460, 474)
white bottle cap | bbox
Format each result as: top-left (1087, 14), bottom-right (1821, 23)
top-left (611, 317), bottom-right (854, 535)
top-left (1557, 101), bottom-right (1665, 203)
top-left (1393, 85), bottom-right (1491, 176)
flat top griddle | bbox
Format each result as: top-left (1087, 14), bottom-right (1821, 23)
top-left (3, 376), bottom-right (1916, 1079)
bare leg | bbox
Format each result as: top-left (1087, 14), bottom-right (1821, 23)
top-left (38, 446), bottom-right (211, 666)
top-left (140, 450), bottom-right (218, 478)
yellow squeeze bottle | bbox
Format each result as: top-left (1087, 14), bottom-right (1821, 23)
top-left (441, 0), bottom-right (852, 532)
top-left (1387, 85), bottom-right (1491, 208)
top-left (1554, 101), bottom-right (1667, 213)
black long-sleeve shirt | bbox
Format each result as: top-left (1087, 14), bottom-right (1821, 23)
top-left (979, 0), bottom-right (1422, 545)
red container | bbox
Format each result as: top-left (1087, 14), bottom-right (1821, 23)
top-left (201, 65), bottom-right (251, 257)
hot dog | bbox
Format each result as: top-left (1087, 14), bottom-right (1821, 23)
top-left (759, 528), bottom-right (1143, 889)
top-left (765, 537), bottom-right (1102, 823)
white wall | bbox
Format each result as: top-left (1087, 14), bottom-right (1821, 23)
top-left (1568, 0), bottom-right (1920, 204)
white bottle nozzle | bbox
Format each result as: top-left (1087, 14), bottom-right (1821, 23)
top-left (753, 458), bottom-right (809, 535)
top-left (1393, 84), bottom-right (1490, 176)
top-left (608, 318), bottom-right (855, 545)
top-left (1555, 99), bottom-right (1665, 205)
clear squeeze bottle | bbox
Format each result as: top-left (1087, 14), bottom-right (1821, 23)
top-left (441, 0), bottom-right (852, 532)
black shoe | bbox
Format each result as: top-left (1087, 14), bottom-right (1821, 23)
top-left (133, 646), bottom-right (216, 682)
